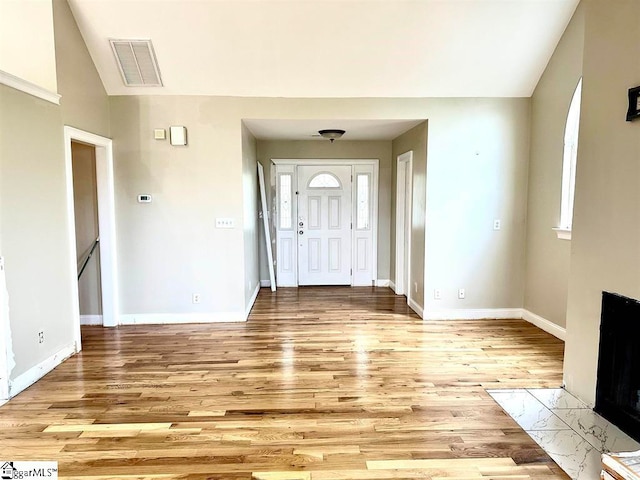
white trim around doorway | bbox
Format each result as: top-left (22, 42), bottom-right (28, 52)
top-left (64, 127), bottom-right (119, 352)
top-left (395, 151), bottom-right (414, 306)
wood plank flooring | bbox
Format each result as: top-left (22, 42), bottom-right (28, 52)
top-left (0, 287), bottom-right (568, 479)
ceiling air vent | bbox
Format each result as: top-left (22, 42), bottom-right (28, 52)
top-left (109, 39), bottom-right (163, 87)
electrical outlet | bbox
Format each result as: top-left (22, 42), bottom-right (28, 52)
top-left (458, 288), bottom-right (466, 299)
top-left (192, 293), bottom-right (201, 304)
top-left (493, 219), bottom-right (501, 230)
top-left (414, 282), bottom-right (418, 293)
top-left (38, 330), bottom-right (44, 344)
top-left (434, 289), bottom-right (442, 300)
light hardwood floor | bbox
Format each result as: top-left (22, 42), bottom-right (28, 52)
top-left (0, 287), bottom-right (568, 479)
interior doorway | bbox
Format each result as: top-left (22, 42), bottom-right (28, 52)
top-left (395, 151), bottom-right (413, 305)
top-left (72, 142), bottom-right (103, 325)
top-left (63, 127), bottom-right (118, 350)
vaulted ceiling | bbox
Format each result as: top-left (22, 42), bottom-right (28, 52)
top-left (68, 0), bottom-right (579, 98)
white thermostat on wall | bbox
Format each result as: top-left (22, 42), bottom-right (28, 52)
top-left (137, 194), bottom-right (152, 203)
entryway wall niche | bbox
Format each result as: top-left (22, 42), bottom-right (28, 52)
top-left (71, 141), bottom-right (102, 325)
top-left (256, 140), bottom-right (393, 286)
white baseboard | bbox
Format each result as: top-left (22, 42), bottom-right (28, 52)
top-left (260, 280), bottom-right (271, 287)
top-left (80, 315), bottom-right (103, 325)
top-left (423, 308), bottom-right (522, 321)
top-left (408, 298), bottom-right (424, 318)
top-left (521, 309), bottom-right (566, 341)
top-left (9, 343), bottom-right (76, 397)
top-left (389, 280), bottom-right (397, 293)
top-left (375, 279), bottom-right (390, 287)
top-left (119, 312), bottom-right (246, 325)
top-left (419, 307), bottom-right (566, 342)
top-left (245, 283), bottom-right (261, 320)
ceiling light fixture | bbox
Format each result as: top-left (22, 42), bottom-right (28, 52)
top-left (318, 129), bottom-right (345, 143)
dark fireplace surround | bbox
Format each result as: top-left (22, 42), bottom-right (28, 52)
top-left (595, 291), bottom-right (640, 442)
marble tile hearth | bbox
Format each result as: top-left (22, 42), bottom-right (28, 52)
top-left (487, 388), bottom-right (640, 480)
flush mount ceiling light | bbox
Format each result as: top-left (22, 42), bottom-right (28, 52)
top-left (318, 129), bottom-right (346, 143)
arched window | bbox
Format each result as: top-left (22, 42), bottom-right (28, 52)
top-left (308, 172), bottom-right (341, 189)
top-left (557, 78), bottom-right (582, 239)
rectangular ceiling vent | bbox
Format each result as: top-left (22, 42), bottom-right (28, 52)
top-left (109, 39), bottom-right (163, 87)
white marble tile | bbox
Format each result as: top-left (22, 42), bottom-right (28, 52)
top-left (552, 408), bottom-right (640, 453)
top-left (528, 429), bottom-right (602, 480)
top-left (528, 388), bottom-right (589, 410)
top-left (488, 390), bottom-right (571, 431)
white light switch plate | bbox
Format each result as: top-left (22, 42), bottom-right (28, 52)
top-left (216, 218), bottom-right (235, 228)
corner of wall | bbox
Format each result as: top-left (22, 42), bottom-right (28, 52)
top-left (52, 0), bottom-right (110, 137)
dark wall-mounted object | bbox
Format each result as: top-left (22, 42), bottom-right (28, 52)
top-left (595, 291), bottom-right (640, 442)
top-left (626, 86), bottom-right (640, 122)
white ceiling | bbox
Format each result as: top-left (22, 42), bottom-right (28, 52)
top-left (68, 0), bottom-right (579, 98)
top-left (243, 119), bottom-right (424, 141)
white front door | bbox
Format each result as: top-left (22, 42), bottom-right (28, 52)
top-left (297, 165), bottom-right (352, 285)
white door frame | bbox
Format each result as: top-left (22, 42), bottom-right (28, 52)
top-left (395, 151), bottom-right (413, 304)
top-left (0, 256), bottom-right (11, 403)
top-left (64, 126), bottom-right (119, 351)
top-left (257, 162), bottom-right (276, 291)
top-left (273, 159), bottom-right (379, 287)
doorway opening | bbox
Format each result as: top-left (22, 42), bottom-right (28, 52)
top-left (394, 151), bottom-right (413, 306)
top-left (274, 160), bottom-right (379, 287)
top-left (63, 127), bottom-right (118, 351)
top-left (72, 141), bottom-right (103, 326)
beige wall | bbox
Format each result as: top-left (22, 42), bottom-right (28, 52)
top-left (256, 140), bottom-right (393, 283)
top-left (524, 3), bottom-right (585, 328)
top-left (72, 141), bottom-right (102, 316)
top-left (108, 96), bottom-right (531, 318)
top-left (0, 85), bottom-right (75, 378)
top-left (0, 0), bottom-right (112, 387)
top-left (53, 0), bottom-right (110, 137)
top-left (0, 0), bottom-right (57, 92)
top-left (423, 99), bottom-right (531, 312)
top-left (242, 123), bottom-right (259, 310)
top-left (564, 0), bottom-right (640, 405)
top-left (109, 96), bottom-right (246, 317)
top-left (392, 123), bottom-right (428, 309)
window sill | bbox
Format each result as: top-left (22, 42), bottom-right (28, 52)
top-left (553, 228), bottom-right (572, 240)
